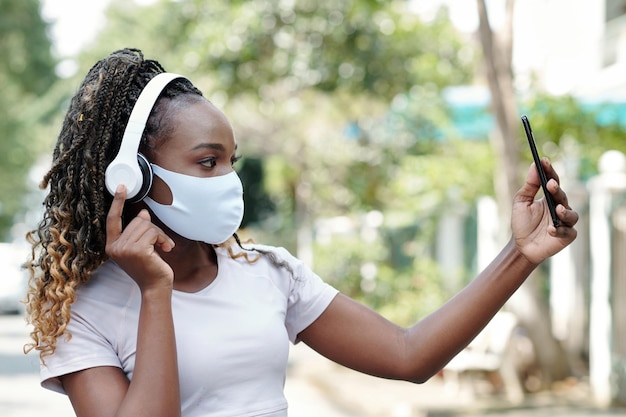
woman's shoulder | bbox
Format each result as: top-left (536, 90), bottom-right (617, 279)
top-left (76, 260), bottom-right (139, 305)
top-left (216, 243), bottom-right (300, 270)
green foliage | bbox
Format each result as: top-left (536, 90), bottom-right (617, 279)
top-left (0, 0), bottom-right (56, 94)
top-left (383, 140), bottom-right (495, 217)
top-left (72, 0), bottom-right (478, 249)
top-left (237, 157), bottom-right (276, 227)
top-left (375, 259), bottom-right (448, 325)
top-left (524, 93), bottom-right (626, 180)
top-left (313, 234), bottom-right (388, 300)
top-left (309, 137), bottom-right (492, 321)
top-left (86, 0), bottom-right (475, 100)
top-left (312, 230), bottom-right (449, 325)
top-left (0, 0), bottom-right (57, 239)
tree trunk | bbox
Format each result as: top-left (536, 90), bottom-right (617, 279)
top-left (476, 0), bottom-right (520, 214)
top-left (475, 0), bottom-right (569, 386)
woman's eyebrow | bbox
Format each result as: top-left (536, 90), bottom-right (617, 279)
top-left (190, 143), bottom-right (238, 153)
top-left (190, 143), bottom-right (226, 152)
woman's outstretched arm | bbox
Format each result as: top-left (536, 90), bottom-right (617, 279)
top-left (299, 159), bottom-right (578, 383)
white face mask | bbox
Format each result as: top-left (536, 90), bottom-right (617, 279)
top-left (143, 164), bottom-right (244, 244)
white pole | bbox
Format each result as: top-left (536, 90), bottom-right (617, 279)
top-left (588, 150), bottom-right (626, 406)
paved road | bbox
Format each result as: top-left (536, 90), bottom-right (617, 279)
top-left (289, 347), bottom-right (626, 417)
top-left (0, 314), bottom-right (74, 417)
top-left (2, 313), bottom-right (625, 417)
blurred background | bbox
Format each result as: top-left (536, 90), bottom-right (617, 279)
top-left (2, 0), bottom-right (626, 415)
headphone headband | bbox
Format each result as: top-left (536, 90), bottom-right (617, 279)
top-left (105, 72), bottom-right (188, 200)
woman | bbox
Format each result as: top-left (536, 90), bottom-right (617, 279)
top-left (25, 48), bottom-right (578, 417)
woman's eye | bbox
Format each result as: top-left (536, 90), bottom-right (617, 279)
top-left (200, 157), bottom-right (217, 168)
top-left (231, 155), bottom-right (242, 166)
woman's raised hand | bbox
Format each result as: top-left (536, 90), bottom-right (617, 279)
top-left (105, 185), bottom-right (176, 291)
top-left (511, 158), bottom-right (579, 265)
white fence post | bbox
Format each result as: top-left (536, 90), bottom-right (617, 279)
top-left (549, 156), bottom-right (588, 361)
top-left (588, 150), bottom-right (626, 406)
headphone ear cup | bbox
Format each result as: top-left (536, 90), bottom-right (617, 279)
top-left (127, 153), bottom-right (153, 203)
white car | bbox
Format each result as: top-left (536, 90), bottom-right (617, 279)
top-left (0, 242), bottom-right (29, 314)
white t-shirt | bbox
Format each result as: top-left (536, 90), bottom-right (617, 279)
top-left (40, 245), bottom-right (339, 417)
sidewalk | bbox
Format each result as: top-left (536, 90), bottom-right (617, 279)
top-left (287, 343), bottom-right (626, 417)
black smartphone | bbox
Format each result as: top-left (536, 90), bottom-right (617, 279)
top-left (521, 115), bottom-right (560, 227)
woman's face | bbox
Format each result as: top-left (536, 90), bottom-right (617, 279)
top-left (146, 98), bottom-right (238, 205)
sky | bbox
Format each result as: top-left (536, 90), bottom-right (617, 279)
top-left (40, 0), bottom-right (158, 76)
top-left (40, 0), bottom-right (111, 58)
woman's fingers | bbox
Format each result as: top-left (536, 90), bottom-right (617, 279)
top-left (105, 185), bottom-right (127, 247)
top-left (105, 185), bottom-right (175, 258)
top-left (541, 157), bottom-right (560, 185)
top-left (121, 210), bottom-right (175, 253)
top-left (555, 202), bottom-right (579, 229)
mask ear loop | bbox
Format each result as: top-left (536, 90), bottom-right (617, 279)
top-left (104, 73), bottom-right (187, 201)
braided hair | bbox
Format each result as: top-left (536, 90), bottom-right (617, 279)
top-left (24, 48), bottom-right (203, 360)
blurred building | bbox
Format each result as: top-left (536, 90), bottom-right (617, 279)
top-left (514, 0), bottom-right (626, 102)
top-left (413, 1), bottom-right (626, 140)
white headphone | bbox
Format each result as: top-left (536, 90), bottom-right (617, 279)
top-left (105, 72), bottom-right (188, 202)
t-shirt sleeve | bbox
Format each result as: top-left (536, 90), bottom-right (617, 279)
top-left (39, 266), bottom-right (133, 394)
top-left (279, 249), bottom-right (339, 343)
top-left (40, 304), bottom-right (124, 394)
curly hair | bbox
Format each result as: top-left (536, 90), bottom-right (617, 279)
top-left (23, 48), bottom-right (207, 360)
